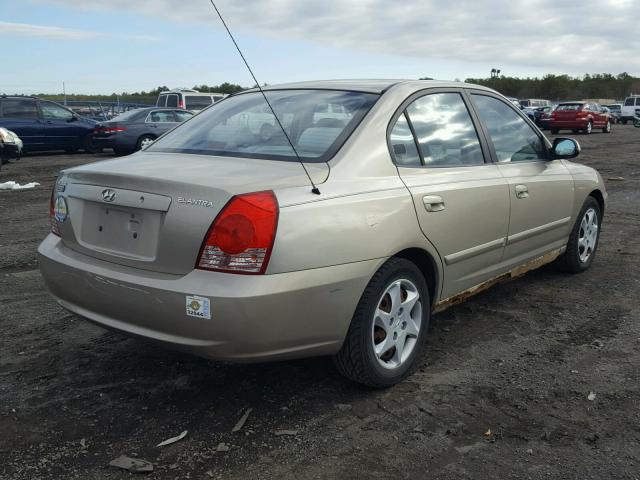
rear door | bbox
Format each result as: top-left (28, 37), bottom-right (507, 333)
top-left (392, 90), bottom-right (510, 298)
top-left (146, 109), bottom-right (179, 135)
top-left (0, 98), bottom-right (45, 148)
top-left (468, 92), bottom-right (574, 266)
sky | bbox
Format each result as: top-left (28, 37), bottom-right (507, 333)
top-left (0, 0), bottom-right (638, 95)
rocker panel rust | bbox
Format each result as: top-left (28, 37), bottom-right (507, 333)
top-left (433, 248), bottom-right (564, 313)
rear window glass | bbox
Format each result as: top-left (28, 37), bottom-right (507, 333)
top-left (148, 90), bottom-right (379, 162)
top-left (156, 95), bottom-right (167, 107)
top-left (185, 96), bottom-right (213, 109)
top-left (166, 94), bottom-right (179, 108)
top-left (111, 109), bottom-right (146, 122)
top-left (1, 99), bottom-right (39, 119)
top-left (556, 104), bottom-right (583, 111)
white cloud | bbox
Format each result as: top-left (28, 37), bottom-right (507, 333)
top-left (0, 20), bottom-right (158, 41)
top-left (37, 0), bottom-right (640, 74)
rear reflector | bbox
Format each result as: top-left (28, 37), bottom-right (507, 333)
top-left (49, 185), bottom-right (60, 237)
top-left (196, 191), bottom-right (279, 274)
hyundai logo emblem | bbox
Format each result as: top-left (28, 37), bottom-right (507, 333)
top-left (102, 189), bottom-right (117, 202)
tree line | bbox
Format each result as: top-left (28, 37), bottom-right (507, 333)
top-left (30, 74), bottom-right (640, 104)
top-left (463, 73), bottom-right (640, 101)
top-left (37, 83), bottom-right (247, 105)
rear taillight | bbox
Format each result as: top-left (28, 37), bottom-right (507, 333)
top-left (96, 126), bottom-right (126, 134)
top-left (196, 191), bottom-right (279, 274)
top-left (50, 185), bottom-right (60, 237)
top-left (178, 100), bottom-right (185, 109)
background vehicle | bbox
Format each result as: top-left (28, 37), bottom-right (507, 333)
top-left (604, 103), bottom-right (622, 123)
top-left (549, 102), bottom-right (611, 134)
top-left (0, 128), bottom-right (22, 169)
top-left (39, 80), bottom-right (606, 388)
top-left (93, 107), bottom-right (194, 155)
top-left (519, 99), bottom-right (551, 108)
top-left (506, 96), bottom-right (521, 108)
top-left (156, 89), bottom-right (227, 111)
top-left (533, 106), bottom-right (554, 129)
top-left (0, 96), bottom-right (97, 153)
top-left (621, 95), bottom-right (640, 124)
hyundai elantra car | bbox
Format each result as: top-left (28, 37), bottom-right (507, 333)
top-left (38, 80), bottom-right (606, 387)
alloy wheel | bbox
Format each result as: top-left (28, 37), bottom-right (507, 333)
top-left (372, 279), bottom-right (422, 370)
top-left (578, 207), bottom-right (598, 263)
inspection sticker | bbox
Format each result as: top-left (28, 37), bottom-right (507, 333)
top-left (185, 295), bottom-right (211, 320)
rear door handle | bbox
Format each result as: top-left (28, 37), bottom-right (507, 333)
top-left (423, 195), bottom-right (445, 212)
top-left (515, 184), bottom-right (529, 199)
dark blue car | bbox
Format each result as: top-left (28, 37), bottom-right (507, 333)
top-left (0, 96), bottom-right (97, 153)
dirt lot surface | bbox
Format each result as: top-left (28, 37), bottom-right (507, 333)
top-left (1, 127), bottom-right (639, 480)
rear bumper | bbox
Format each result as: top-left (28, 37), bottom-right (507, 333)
top-left (38, 234), bottom-right (380, 362)
top-left (548, 120), bottom-right (588, 129)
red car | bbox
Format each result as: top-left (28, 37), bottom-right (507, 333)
top-left (549, 102), bottom-right (612, 134)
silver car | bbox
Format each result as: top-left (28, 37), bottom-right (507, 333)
top-left (38, 80), bottom-right (606, 387)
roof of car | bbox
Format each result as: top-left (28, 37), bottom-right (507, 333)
top-left (251, 79), bottom-right (494, 94)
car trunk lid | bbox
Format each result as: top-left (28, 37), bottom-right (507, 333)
top-left (56, 152), bottom-right (328, 275)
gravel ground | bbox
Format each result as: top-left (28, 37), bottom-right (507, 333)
top-left (1, 127), bottom-right (639, 480)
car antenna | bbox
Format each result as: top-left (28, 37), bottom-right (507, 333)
top-left (208, 1), bottom-right (320, 195)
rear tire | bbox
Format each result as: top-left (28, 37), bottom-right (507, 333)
top-left (556, 196), bottom-right (601, 273)
top-left (136, 135), bottom-right (155, 151)
top-left (603, 120), bottom-right (611, 133)
top-left (83, 134), bottom-right (98, 153)
top-left (333, 258), bottom-right (430, 388)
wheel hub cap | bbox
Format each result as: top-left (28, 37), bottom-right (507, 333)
top-left (372, 279), bottom-right (422, 370)
top-left (578, 207), bottom-right (598, 263)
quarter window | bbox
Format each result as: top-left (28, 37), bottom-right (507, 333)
top-left (471, 94), bottom-right (546, 163)
top-left (389, 113), bottom-right (421, 167)
top-left (174, 111), bottom-right (194, 122)
top-left (405, 93), bottom-right (485, 167)
top-left (1, 99), bottom-right (38, 119)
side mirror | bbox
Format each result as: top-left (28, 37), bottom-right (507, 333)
top-left (67, 115), bottom-right (78, 123)
top-left (552, 137), bottom-right (580, 159)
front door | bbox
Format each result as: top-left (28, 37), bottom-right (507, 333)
top-left (469, 93), bottom-right (574, 267)
top-left (40, 100), bottom-right (83, 149)
top-left (391, 91), bottom-right (510, 299)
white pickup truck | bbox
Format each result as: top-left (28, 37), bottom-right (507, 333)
top-left (621, 95), bottom-right (640, 124)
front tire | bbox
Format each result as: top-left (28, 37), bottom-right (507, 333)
top-left (584, 121), bottom-right (593, 134)
top-left (556, 197), bottom-right (601, 273)
top-left (603, 120), bottom-right (611, 133)
top-left (333, 258), bottom-right (430, 388)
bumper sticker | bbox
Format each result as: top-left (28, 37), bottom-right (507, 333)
top-left (185, 295), bottom-right (211, 320)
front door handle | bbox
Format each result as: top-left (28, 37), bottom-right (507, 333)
top-left (423, 195), bottom-right (445, 212)
top-left (515, 184), bottom-right (529, 199)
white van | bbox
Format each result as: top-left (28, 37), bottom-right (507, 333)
top-left (156, 89), bottom-right (227, 112)
top-left (621, 95), bottom-right (640, 124)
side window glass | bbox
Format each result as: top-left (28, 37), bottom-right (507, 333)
top-left (41, 101), bottom-right (74, 120)
top-left (174, 111), bottom-right (193, 122)
top-left (636, 98), bottom-right (640, 106)
top-left (2, 99), bottom-right (39, 119)
top-left (406, 92), bottom-right (484, 167)
top-left (389, 113), bottom-right (421, 167)
top-left (471, 94), bottom-right (546, 163)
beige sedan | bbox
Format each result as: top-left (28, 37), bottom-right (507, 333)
top-left (39, 80), bottom-right (606, 387)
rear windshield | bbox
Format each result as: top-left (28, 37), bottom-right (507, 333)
top-left (185, 95), bottom-right (213, 109)
top-left (556, 103), bottom-right (583, 111)
top-left (147, 89), bottom-right (379, 162)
